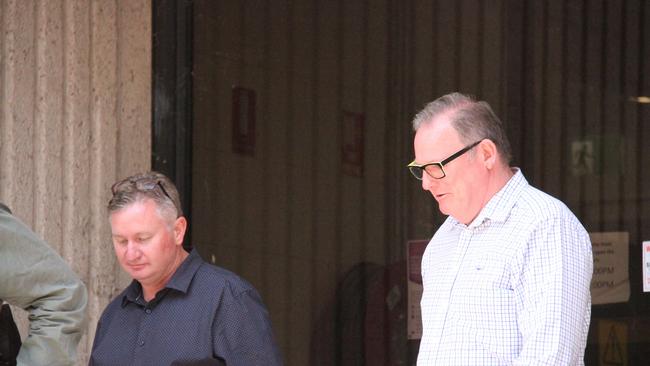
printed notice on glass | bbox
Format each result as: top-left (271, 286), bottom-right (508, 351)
top-left (590, 232), bottom-right (630, 304)
top-left (407, 240), bottom-right (428, 340)
top-left (643, 241), bottom-right (650, 292)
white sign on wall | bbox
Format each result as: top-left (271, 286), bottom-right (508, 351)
top-left (590, 232), bottom-right (630, 305)
top-left (571, 140), bottom-right (594, 176)
top-left (642, 241), bottom-right (650, 292)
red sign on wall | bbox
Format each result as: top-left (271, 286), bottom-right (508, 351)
top-left (341, 111), bottom-right (364, 177)
top-left (232, 87), bottom-right (256, 156)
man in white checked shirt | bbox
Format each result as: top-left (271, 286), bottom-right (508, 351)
top-left (407, 93), bottom-right (593, 365)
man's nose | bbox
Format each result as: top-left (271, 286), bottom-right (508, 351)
top-left (421, 172), bottom-right (434, 191)
top-left (125, 243), bottom-right (141, 261)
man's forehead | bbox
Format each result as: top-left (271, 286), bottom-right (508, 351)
top-left (110, 198), bottom-right (157, 215)
top-left (417, 115), bottom-right (456, 136)
top-left (109, 200), bottom-right (155, 225)
top-left (414, 120), bottom-right (461, 158)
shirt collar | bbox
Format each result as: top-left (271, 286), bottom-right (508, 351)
top-left (452, 168), bottom-right (528, 229)
top-left (165, 248), bottom-right (203, 292)
top-left (121, 248), bottom-right (203, 307)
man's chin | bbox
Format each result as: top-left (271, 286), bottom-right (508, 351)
top-left (437, 204), bottom-right (451, 216)
top-left (123, 267), bottom-right (149, 281)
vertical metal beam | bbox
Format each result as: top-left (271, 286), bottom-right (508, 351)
top-left (152, 0), bottom-right (193, 247)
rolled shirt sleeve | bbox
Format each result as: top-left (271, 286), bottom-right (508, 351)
top-left (0, 210), bottom-right (88, 366)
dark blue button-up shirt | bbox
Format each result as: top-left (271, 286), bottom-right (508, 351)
top-left (90, 249), bottom-right (283, 366)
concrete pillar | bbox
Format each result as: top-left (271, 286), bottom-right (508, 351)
top-left (0, 1), bottom-right (151, 364)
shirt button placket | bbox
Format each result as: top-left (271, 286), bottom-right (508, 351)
top-left (134, 306), bottom-right (152, 363)
top-left (141, 308), bottom-right (152, 345)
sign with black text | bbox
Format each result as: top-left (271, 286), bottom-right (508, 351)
top-left (590, 232), bottom-right (630, 305)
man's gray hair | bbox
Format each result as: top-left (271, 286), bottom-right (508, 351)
top-left (412, 92), bottom-right (513, 164)
top-left (107, 171), bottom-right (183, 223)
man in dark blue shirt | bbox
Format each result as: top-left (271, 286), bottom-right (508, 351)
top-left (89, 172), bottom-right (282, 366)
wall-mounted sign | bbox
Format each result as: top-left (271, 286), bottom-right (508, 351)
top-left (598, 319), bottom-right (627, 366)
top-left (571, 135), bottom-right (625, 177)
top-left (232, 87), bottom-right (256, 156)
top-left (406, 239), bottom-right (428, 340)
top-left (341, 111), bottom-right (364, 177)
top-left (571, 140), bottom-right (594, 176)
top-left (642, 241), bottom-right (650, 292)
top-left (590, 232), bottom-right (630, 305)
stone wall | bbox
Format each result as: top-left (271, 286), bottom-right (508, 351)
top-left (0, 1), bottom-right (151, 364)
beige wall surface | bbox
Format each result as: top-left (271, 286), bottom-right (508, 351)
top-left (0, 0), bottom-right (151, 364)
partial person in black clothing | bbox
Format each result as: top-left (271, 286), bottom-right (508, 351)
top-left (89, 172), bottom-right (283, 366)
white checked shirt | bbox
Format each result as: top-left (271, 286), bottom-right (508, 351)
top-left (417, 169), bottom-right (593, 365)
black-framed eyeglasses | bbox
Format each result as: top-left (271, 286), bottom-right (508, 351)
top-left (407, 140), bottom-right (482, 180)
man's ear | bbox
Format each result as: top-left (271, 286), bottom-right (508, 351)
top-left (478, 139), bottom-right (498, 170)
top-left (173, 216), bottom-right (188, 246)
